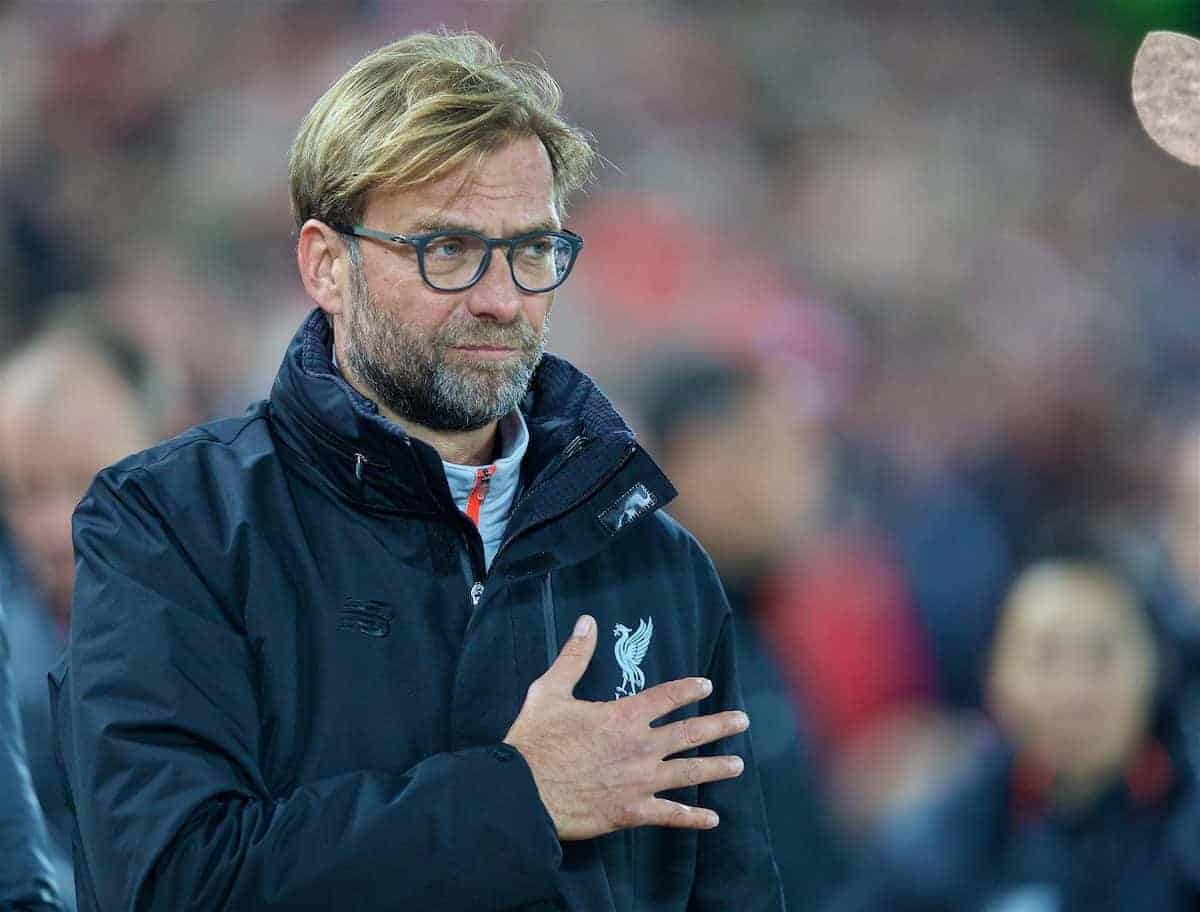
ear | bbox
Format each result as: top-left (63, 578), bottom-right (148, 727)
top-left (297, 219), bottom-right (354, 319)
top-left (1132, 31), bottom-right (1200, 166)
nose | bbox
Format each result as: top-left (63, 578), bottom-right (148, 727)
top-left (464, 250), bottom-right (523, 322)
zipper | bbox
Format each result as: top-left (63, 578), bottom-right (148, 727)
top-left (510, 434), bottom-right (588, 515)
top-left (459, 436), bottom-right (589, 611)
top-left (460, 434), bottom-right (635, 610)
top-left (457, 534), bottom-right (484, 608)
top-left (540, 573), bottom-right (557, 664)
top-left (280, 404), bottom-right (407, 482)
top-left (493, 438), bottom-right (637, 569)
top-left (465, 465), bottom-right (495, 525)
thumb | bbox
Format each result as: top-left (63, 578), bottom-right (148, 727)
top-left (540, 615), bottom-right (597, 695)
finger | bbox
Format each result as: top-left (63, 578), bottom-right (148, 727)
top-left (653, 710), bottom-right (750, 758)
top-left (537, 614), bottom-right (597, 696)
top-left (630, 676), bottom-right (712, 723)
top-left (638, 797), bottom-right (720, 830)
top-left (656, 755), bottom-right (744, 792)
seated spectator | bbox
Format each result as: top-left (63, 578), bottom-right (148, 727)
top-left (834, 533), bottom-right (1200, 911)
top-left (0, 315), bottom-right (158, 909)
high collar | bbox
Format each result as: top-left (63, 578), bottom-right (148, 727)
top-left (268, 309), bottom-right (659, 520)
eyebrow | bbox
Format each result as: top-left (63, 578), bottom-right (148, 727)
top-left (404, 216), bottom-right (562, 236)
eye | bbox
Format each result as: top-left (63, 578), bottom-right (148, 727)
top-left (516, 235), bottom-right (557, 260)
top-left (426, 235), bottom-right (469, 258)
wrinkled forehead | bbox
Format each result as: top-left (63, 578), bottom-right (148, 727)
top-left (366, 135), bottom-right (560, 229)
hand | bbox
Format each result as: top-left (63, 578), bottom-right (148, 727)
top-left (503, 614), bottom-right (749, 841)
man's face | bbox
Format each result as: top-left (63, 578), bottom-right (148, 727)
top-left (336, 136), bottom-right (558, 432)
top-left (0, 356), bottom-right (151, 624)
top-left (988, 564), bottom-right (1157, 789)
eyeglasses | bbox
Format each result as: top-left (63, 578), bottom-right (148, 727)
top-left (331, 223), bottom-right (584, 293)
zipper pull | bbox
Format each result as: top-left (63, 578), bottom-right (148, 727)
top-left (470, 581), bottom-right (484, 606)
top-left (354, 453), bottom-right (366, 481)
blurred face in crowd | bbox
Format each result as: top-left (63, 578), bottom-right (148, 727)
top-left (0, 343), bottom-right (152, 627)
top-left (327, 136), bottom-right (556, 433)
top-left (664, 372), bottom-right (829, 577)
top-left (987, 562), bottom-right (1157, 802)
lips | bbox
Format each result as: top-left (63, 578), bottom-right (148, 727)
top-left (447, 344), bottom-right (522, 361)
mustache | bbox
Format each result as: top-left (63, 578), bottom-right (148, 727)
top-left (436, 317), bottom-right (540, 350)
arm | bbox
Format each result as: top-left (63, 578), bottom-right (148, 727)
top-left (54, 469), bottom-right (562, 912)
top-left (0, 602), bottom-right (63, 911)
top-left (688, 561), bottom-right (785, 912)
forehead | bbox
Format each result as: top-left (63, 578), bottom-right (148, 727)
top-left (0, 356), bottom-right (148, 481)
top-left (365, 135), bottom-right (559, 230)
top-left (1001, 565), bottom-right (1144, 646)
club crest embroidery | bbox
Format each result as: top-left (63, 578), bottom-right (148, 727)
top-left (613, 617), bottom-right (654, 698)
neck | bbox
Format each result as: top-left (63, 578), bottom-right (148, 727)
top-left (1051, 772), bottom-right (1107, 811)
top-left (399, 417), bottom-right (499, 466)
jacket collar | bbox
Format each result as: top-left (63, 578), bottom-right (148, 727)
top-left (268, 309), bottom-right (673, 522)
top-left (1008, 739), bottom-right (1175, 825)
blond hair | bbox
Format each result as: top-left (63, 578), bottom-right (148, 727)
top-left (289, 31), bottom-right (595, 229)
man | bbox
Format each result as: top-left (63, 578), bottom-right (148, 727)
top-left (52, 31), bottom-right (783, 911)
top-left (0, 318), bottom-right (159, 910)
top-left (834, 536), bottom-right (1200, 911)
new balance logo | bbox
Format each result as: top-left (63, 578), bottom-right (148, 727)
top-left (337, 599), bottom-right (392, 638)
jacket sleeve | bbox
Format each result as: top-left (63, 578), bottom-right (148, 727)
top-left (0, 601), bottom-right (64, 911)
top-left (54, 467), bottom-right (563, 912)
top-left (688, 555), bottom-right (785, 912)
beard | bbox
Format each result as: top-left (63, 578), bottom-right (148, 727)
top-left (341, 257), bottom-right (547, 432)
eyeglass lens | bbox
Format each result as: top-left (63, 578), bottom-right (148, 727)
top-left (421, 234), bottom-right (574, 291)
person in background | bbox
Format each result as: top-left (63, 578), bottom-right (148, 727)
top-left (632, 351), bottom-right (849, 909)
top-left (0, 316), bottom-right (159, 910)
top-left (0, 595), bottom-right (64, 910)
top-left (834, 532), bottom-right (1200, 911)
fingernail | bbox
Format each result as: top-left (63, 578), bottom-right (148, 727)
top-left (699, 678), bottom-right (713, 696)
top-left (730, 756), bottom-right (745, 774)
top-left (705, 811), bottom-right (720, 828)
top-left (574, 615), bottom-right (592, 637)
top-left (736, 712), bottom-right (750, 731)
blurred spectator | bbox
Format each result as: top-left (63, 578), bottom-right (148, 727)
top-left (632, 351), bottom-right (849, 909)
top-left (834, 533), bottom-right (1200, 911)
top-left (634, 348), bottom-right (977, 837)
top-left (0, 597), bottom-right (64, 910)
top-left (0, 314), bottom-right (159, 909)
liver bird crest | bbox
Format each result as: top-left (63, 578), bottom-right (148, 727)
top-left (613, 617), bottom-right (654, 698)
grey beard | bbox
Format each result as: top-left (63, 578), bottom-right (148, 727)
top-left (342, 260), bottom-right (546, 432)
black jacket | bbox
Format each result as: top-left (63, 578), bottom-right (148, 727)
top-left (834, 736), bottom-right (1200, 912)
top-left (0, 600), bottom-right (63, 911)
top-left (51, 310), bottom-right (783, 912)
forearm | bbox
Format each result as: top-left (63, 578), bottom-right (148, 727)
top-left (88, 745), bottom-right (561, 911)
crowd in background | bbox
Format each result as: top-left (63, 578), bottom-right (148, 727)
top-left (6, 1), bottom-right (1200, 909)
